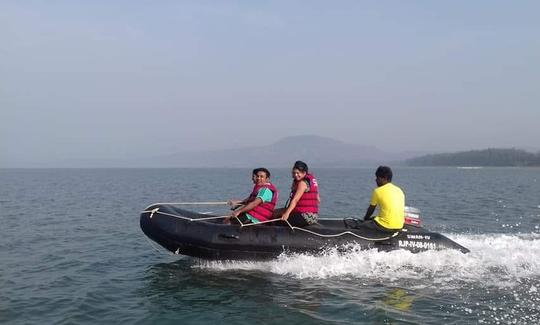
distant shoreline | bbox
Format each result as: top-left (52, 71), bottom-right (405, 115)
top-left (405, 148), bottom-right (540, 167)
top-left (2, 166), bottom-right (540, 170)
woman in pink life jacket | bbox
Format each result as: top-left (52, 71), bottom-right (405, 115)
top-left (225, 168), bottom-right (279, 224)
top-left (275, 161), bottom-right (320, 227)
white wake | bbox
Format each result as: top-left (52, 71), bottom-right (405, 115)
top-left (194, 233), bottom-right (540, 287)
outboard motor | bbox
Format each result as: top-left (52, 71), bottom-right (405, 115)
top-left (404, 206), bottom-right (422, 227)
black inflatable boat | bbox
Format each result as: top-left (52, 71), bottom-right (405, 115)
top-left (140, 204), bottom-right (470, 260)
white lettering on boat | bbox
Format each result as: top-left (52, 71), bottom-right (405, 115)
top-left (406, 234), bottom-right (431, 240)
top-left (398, 240), bottom-right (438, 250)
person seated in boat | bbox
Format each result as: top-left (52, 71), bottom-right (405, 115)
top-left (362, 166), bottom-right (405, 233)
top-left (227, 171), bottom-right (259, 209)
top-left (274, 161), bottom-right (320, 227)
top-left (225, 168), bottom-right (279, 224)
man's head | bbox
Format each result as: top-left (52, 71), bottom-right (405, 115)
top-left (375, 166), bottom-right (393, 186)
top-left (252, 168), bottom-right (271, 184)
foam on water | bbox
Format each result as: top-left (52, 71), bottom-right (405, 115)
top-left (195, 233), bottom-right (540, 323)
top-left (195, 233), bottom-right (540, 286)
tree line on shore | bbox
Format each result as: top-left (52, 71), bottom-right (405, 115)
top-left (406, 148), bottom-right (540, 167)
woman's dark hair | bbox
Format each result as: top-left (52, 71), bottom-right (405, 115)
top-left (252, 167), bottom-right (271, 178)
top-left (293, 160), bottom-right (308, 173)
top-left (375, 166), bottom-right (393, 181)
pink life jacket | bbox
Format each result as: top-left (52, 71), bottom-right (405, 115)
top-left (246, 183), bottom-right (278, 221)
top-left (290, 173), bottom-right (319, 214)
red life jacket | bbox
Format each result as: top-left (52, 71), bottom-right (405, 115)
top-left (246, 183), bottom-right (278, 221)
top-left (290, 173), bottom-right (319, 214)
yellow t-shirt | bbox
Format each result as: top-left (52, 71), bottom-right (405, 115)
top-left (370, 182), bottom-right (405, 230)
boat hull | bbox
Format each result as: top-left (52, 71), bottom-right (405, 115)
top-left (140, 204), bottom-right (470, 260)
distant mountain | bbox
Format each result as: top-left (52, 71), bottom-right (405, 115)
top-left (406, 148), bottom-right (540, 167)
top-left (128, 135), bottom-right (421, 168)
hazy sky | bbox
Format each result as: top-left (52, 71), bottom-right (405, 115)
top-left (2, 1), bottom-right (539, 166)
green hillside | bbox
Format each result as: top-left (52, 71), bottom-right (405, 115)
top-left (406, 148), bottom-right (540, 167)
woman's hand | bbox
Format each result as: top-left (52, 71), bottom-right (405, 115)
top-left (281, 211), bottom-right (290, 221)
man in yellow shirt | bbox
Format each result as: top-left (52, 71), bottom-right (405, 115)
top-left (363, 166), bottom-right (405, 232)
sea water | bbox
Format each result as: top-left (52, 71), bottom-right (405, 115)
top-left (1, 167), bottom-right (539, 324)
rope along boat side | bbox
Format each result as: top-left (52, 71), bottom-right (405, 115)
top-left (140, 204), bottom-right (470, 260)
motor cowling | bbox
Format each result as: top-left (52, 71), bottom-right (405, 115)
top-left (404, 206), bottom-right (422, 227)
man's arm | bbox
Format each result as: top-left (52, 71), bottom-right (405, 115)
top-left (364, 205), bottom-right (376, 221)
top-left (231, 198), bottom-right (262, 218)
top-left (227, 196), bottom-right (250, 207)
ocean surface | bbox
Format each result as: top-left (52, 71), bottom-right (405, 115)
top-left (1, 167), bottom-right (540, 324)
